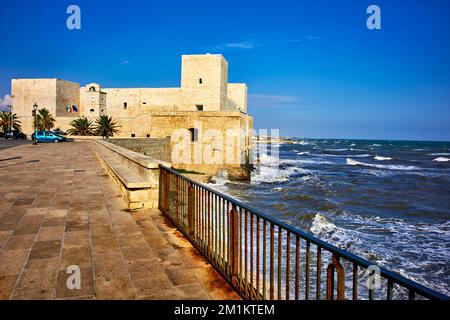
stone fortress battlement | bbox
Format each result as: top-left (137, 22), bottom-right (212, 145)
top-left (11, 54), bottom-right (253, 180)
top-left (12, 54), bottom-right (248, 134)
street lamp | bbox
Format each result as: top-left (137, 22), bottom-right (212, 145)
top-left (9, 94), bottom-right (15, 132)
top-left (32, 103), bottom-right (38, 145)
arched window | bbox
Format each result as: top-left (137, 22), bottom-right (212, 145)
top-left (188, 128), bottom-right (198, 142)
top-left (199, 78), bottom-right (203, 84)
top-left (89, 86), bottom-right (96, 92)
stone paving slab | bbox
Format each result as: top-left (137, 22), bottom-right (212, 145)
top-left (0, 140), bottom-right (240, 300)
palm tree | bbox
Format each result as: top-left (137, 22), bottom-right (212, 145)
top-left (36, 108), bottom-right (55, 130)
top-left (0, 111), bottom-right (22, 133)
top-left (94, 115), bottom-right (120, 138)
top-left (67, 117), bottom-right (94, 136)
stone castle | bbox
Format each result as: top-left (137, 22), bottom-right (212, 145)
top-left (11, 54), bottom-right (253, 179)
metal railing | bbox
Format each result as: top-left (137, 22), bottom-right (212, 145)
top-left (158, 165), bottom-right (449, 300)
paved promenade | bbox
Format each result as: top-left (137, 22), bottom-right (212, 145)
top-left (0, 140), bottom-right (240, 300)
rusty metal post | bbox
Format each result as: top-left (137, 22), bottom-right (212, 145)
top-left (188, 183), bottom-right (195, 239)
top-left (229, 204), bottom-right (239, 287)
top-left (326, 254), bottom-right (345, 300)
top-left (165, 171), bottom-right (170, 213)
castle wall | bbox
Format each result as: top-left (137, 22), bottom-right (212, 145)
top-left (226, 83), bottom-right (248, 113)
top-left (10, 54), bottom-right (253, 180)
top-left (11, 79), bottom-right (57, 134)
top-left (180, 54), bottom-right (228, 111)
top-left (55, 80), bottom-right (80, 118)
top-left (102, 88), bottom-right (181, 117)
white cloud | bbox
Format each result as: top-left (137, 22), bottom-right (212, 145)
top-left (120, 60), bottom-right (131, 65)
top-left (0, 94), bottom-right (12, 111)
top-left (214, 41), bottom-right (256, 50)
top-left (248, 94), bottom-right (301, 108)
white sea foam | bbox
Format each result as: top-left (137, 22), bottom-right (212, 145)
top-left (430, 153), bottom-right (450, 156)
top-left (308, 210), bottom-right (450, 296)
top-left (374, 156), bottom-right (393, 161)
top-left (433, 157), bottom-right (450, 162)
top-left (297, 151), bottom-right (310, 155)
top-left (251, 153), bottom-right (307, 184)
top-left (296, 159), bottom-right (334, 165)
top-left (212, 169), bottom-right (229, 186)
top-left (324, 148), bottom-right (348, 152)
top-left (346, 158), bottom-right (418, 170)
top-left (310, 213), bottom-right (337, 235)
top-left (297, 140), bottom-right (310, 145)
top-left (317, 153), bottom-right (371, 158)
top-left (350, 148), bottom-right (367, 151)
top-left (371, 144), bottom-right (382, 147)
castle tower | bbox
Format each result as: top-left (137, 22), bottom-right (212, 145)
top-left (80, 83), bottom-right (107, 117)
top-left (180, 54), bottom-right (228, 111)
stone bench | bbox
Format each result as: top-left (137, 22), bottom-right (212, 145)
top-left (94, 140), bottom-right (171, 210)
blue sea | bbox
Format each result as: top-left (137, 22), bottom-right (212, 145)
top-left (211, 138), bottom-right (450, 296)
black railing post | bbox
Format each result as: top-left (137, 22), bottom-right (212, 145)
top-left (188, 182), bottom-right (195, 239)
top-left (229, 204), bottom-right (239, 288)
top-left (157, 165), bottom-right (449, 301)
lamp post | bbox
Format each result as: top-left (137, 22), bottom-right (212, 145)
top-left (9, 95), bottom-right (15, 132)
top-left (32, 103), bottom-right (38, 145)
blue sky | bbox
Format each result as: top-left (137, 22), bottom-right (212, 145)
top-left (0, 0), bottom-right (449, 141)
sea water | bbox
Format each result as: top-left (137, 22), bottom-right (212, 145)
top-left (210, 138), bottom-right (450, 296)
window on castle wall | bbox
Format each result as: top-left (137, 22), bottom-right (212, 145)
top-left (196, 105), bottom-right (203, 111)
top-left (131, 133), bottom-right (135, 138)
top-left (124, 102), bottom-right (127, 110)
top-left (199, 78), bottom-right (202, 84)
top-left (90, 108), bottom-right (95, 112)
top-left (146, 134), bottom-right (150, 138)
top-left (188, 128), bottom-right (198, 142)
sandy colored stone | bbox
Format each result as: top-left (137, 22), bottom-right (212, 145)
top-left (0, 275), bottom-right (19, 300)
top-left (3, 235), bottom-right (35, 251)
top-left (15, 258), bottom-right (59, 290)
top-left (29, 240), bottom-right (62, 260)
top-left (95, 277), bottom-right (136, 300)
top-left (94, 252), bottom-right (129, 280)
top-left (0, 250), bottom-right (30, 275)
top-left (36, 226), bottom-right (65, 241)
top-left (59, 246), bottom-right (92, 270)
top-left (11, 287), bottom-right (54, 300)
top-left (63, 231), bottom-right (89, 248)
top-left (0, 140), bottom-right (239, 300)
top-left (55, 267), bottom-right (94, 299)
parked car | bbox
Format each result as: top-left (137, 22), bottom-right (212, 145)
top-left (5, 130), bottom-right (27, 139)
top-left (31, 131), bottom-right (66, 143)
top-left (53, 128), bottom-right (66, 135)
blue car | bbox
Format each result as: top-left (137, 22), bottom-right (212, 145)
top-left (32, 130), bottom-right (66, 143)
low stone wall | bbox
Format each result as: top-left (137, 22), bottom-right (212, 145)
top-left (108, 138), bottom-right (171, 163)
top-left (94, 140), bottom-right (171, 209)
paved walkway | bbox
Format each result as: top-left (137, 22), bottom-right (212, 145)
top-left (0, 140), bottom-right (240, 300)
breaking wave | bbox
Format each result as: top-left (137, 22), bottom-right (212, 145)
top-left (316, 153), bottom-right (371, 158)
top-left (433, 157), bottom-right (450, 162)
top-left (324, 148), bottom-right (348, 152)
top-left (346, 158), bottom-right (418, 170)
top-left (374, 156), bottom-right (393, 161)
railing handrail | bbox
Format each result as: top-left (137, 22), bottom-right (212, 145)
top-left (159, 164), bottom-right (449, 300)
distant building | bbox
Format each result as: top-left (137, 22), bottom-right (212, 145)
top-left (11, 54), bottom-right (253, 179)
